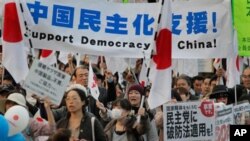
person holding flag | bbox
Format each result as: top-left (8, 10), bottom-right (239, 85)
top-left (127, 84), bottom-right (159, 141)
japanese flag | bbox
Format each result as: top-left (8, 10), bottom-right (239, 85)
top-left (88, 62), bottom-right (100, 100)
top-left (148, 0), bottom-right (172, 109)
top-left (40, 49), bottom-right (57, 65)
top-left (2, 0), bottom-right (29, 83)
top-left (226, 29), bottom-right (242, 88)
top-left (213, 58), bottom-right (224, 85)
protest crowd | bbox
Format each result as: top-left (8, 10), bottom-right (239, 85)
top-left (0, 0), bottom-right (249, 141)
top-left (1, 55), bottom-right (250, 141)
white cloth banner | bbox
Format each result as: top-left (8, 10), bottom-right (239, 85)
top-left (23, 0), bottom-right (161, 58)
top-left (172, 0), bottom-right (233, 59)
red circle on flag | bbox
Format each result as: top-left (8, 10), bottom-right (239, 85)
top-left (13, 115), bottom-right (19, 121)
top-left (153, 28), bottom-right (172, 70)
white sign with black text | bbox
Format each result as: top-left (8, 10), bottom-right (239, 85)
top-left (23, 59), bottom-right (70, 105)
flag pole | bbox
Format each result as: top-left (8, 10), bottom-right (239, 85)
top-left (18, 0), bottom-right (36, 59)
top-left (234, 85), bottom-right (237, 105)
top-left (100, 56), bottom-right (104, 75)
top-left (1, 66), bottom-right (5, 85)
top-left (139, 0), bottom-right (163, 109)
top-left (142, 0), bottom-right (163, 87)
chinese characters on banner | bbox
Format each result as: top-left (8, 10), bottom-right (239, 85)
top-left (23, 59), bottom-right (71, 105)
top-left (233, 0), bottom-right (250, 56)
top-left (163, 101), bottom-right (215, 141)
top-left (215, 104), bottom-right (233, 141)
top-left (21, 0), bottom-right (161, 58)
top-left (171, 0), bottom-right (233, 59)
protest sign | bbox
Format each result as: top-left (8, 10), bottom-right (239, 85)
top-left (23, 59), bottom-right (70, 105)
top-left (163, 100), bottom-right (215, 141)
top-left (233, 0), bottom-right (250, 56)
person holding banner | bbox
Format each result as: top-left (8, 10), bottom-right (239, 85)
top-left (56, 85), bottom-right (106, 141)
top-left (40, 65), bottom-right (116, 127)
top-left (127, 84), bottom-right (159, 141)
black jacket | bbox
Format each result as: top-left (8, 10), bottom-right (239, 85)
top-left (57, 111), bottom-right (106, 141)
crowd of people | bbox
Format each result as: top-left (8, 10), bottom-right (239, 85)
top-left (0, 54), bottom-right (250, 141)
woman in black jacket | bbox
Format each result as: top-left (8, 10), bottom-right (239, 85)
top-left (56, 85), bottom-right (106, 141)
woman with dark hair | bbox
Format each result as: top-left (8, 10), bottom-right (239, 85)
top-left (56, 85), bottom-right (106, 141)
top-left (104, 98), bottom-right (144, 141)
top-left (127, 84), bottom-right (158, 141)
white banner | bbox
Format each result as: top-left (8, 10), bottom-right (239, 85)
top-left (172, 0), bottom-right (233, 59)
top-left (23, 59), bottom-right (71, 105)
top-left (23, 0), bottom-right (161, 58)
top-left (163, 100), bottom-right (215, 141)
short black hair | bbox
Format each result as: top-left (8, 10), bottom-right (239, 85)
top-left (192, 75), bottom-right (204, 82)
top-left (112, 98), bottom-right (131, 111)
